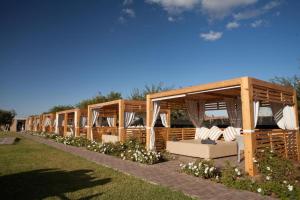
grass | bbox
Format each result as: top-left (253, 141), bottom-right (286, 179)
top-left (0, 132), bottom-right (193, 200)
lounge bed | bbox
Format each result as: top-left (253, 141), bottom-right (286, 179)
top-left (166, 139), bottom-right (237, 159)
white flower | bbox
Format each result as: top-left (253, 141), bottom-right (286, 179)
top-left (266, 176), bottom-right (270, 180)
top-left (288, 185), bottom-right (293, 191)
top-left (210, 167), bottom-right (215, 172)
top-left (234, 168), bottom-right (239, 172)
top-left (266, 166), bottom-right (271, 171)
top-left (237, 171), bottom-right (241, 176)
top-left (283, 180), bottom-right (287, 184)
top-left (257, 188), bottom-right (262, 193)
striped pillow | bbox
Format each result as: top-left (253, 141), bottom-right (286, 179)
top-left (195, 127), bottom-right (210, 140)
top-left (223, 126), bottom-right (237, 141)
top-left (223, 127), bottom-right (242, 141)
top-left (208, 126), bottom-right (223, 141)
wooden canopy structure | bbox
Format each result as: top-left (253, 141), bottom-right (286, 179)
top-left (27, 115), bottom-right (43, 132)
top-left (146, 77), bottom-right (299, 176)
top-left (26, 116), bottom-right (34, 132)
top-left (55, 108), bottom-right (87, 137)
top-left (87, 100), bottom-right (157, 143)
top-left (41, 113), bottom-right (56, 133)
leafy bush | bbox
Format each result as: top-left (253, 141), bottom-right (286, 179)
top-left (180, 159), bottom-right (219, 180)
top-left (255, 149), bottom-right (295, 183)
top-left (180, 149), bottom-right (300, 199)
top-left (29, 131), bottom-right (164, 165)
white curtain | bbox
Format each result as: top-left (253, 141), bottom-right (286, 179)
top-left (185, 100), bottom-right (205, 137)
top-left (284, 105), bottom-right (296, 130)
top-left (53, 118), bottom-right (57, 127)
top-left (80, 116), bottom-right (87, 127)
top-left (150, 101), bottom-right (161, 150)
top-left (253, 101), bottom-right (260, 128)
top-left (225, 98), bottom-right (242, 128)
top-left (107, 117), bottom-right (115, 127)
top-left (55, 114), bottom-right (59, 133)
top-left (160, 113), bottom-right (168, 127)
top-left (125, 112), bottom-right (135, 128)
top-left (271, 103), bottom-right (297, 130)
top-left (44, 117), bottom-right (51, 126)
top-left (92, 110), bottom-right (99, 126)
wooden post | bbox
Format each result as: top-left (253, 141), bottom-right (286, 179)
top-left (75, 110), bottom-right (80, 137)
top-left (167, 109), bottom-right (171, 128)
top-left (146, 95), bottom-right (153, 150)
top-left (241, 77), bottom-right (256, 176)
top-left (119, 100), bottom-right (125, 142)
top-left (293, 89), bottom-right (300, 160)
top-left (87, 107), bottom-right (92, 140)
top-left (64, 113), bottom-right (68, 137)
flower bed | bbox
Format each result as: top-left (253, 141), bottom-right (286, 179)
top-left (180, 149), bottom-right (300, 199)
top-left (28, 131), bottom-right (164, 165)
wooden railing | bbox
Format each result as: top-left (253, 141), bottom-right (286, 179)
top-left (154, 128), bottom-right (196, 151)
top-left (92, 127), bottom-right (118, 141)
top-left (124, 128), bottom-right (146, 144)
top-left (254, 129), bottom-right (299, 161)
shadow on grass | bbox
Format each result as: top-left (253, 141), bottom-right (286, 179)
top-left (0, 168), bottom-right (111, 199)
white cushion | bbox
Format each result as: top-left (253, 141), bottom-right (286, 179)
top-left (223, 126), bottom-right (236, 141)
top-left (195, 127), bottom-right (210, 140)
top-left (208, 126), bottom-right (223, 141)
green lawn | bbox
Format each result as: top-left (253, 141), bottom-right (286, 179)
top-left (0, 132), bottom-right (193, 200)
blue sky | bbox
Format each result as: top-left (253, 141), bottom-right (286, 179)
top-left (0, 0), bottom-right (299, 117)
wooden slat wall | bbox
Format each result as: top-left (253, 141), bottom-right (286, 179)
top-left (125, 128), bottom-right (146, 144)
top-left (253, 86), bottom-right (294, 104)
top-left (255, 129), bottom-right (298, 161)
top-left (153, 128), bottom-right (196, 151)
top-left (91, 127), bottom-right (118, 141)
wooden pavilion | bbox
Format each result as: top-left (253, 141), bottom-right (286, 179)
top-left (55, 108), bottom-right (88, 137)
top-left (145, 77), bottom-right (299, 176)
top-left (87, 99), bottom-right (169, 143)
top-left (26, 116), bottom-right (34, 132)
top-left (41, 113), bottom-right (56, 133)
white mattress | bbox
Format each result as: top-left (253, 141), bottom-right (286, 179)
top-left (166, 139), bottom-right (237, 159)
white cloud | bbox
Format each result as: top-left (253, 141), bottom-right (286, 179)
top-left (146, 0), bottom-right (200, 15)
top-left (168, 16), bottom-right (175, 22)
top-left (200, 31), bottom-right (223, 41)
top-left (251, 19), bottom-right (264, 28)
top-left (263, 0), bottom-right (281, 11)
top-left (122, 8), bottom-right (135, 18)
top-left (233, 0), bottom-right (281, 20)
top-left (226, 21), bottom-right (240, 29)
top-left (123, 0), bottom-right (133, 6)
top-left (201, 0), bottom-right (258, 19)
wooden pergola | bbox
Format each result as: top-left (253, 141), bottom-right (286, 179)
top-left (26, 116), bottom-right (34, 132)
top-left (28, 115), bottom-right (43, 132)
top-left (55, 108), bottom-right (87, 137)
top-left (41, 113), bottom-right (56, 133)
top-left (146, 77), bottom-right (299, 176)
top-left (87, 100), bottom-right (156, 143)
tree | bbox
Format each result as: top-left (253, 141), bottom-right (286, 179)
top-left (0, 109), bottom-right (16, 129)
top-left (47, 105), bottom-right (74, 113)
top-left (76, 91), bottom-right (122, 109)
top-left (129, 82), bottom-right (174, 100)
top-left (270, 75), bottom-right (300, 97)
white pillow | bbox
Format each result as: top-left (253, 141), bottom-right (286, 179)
top-left (223, 126), bottom-right (237, 141)
top-left (208, 126), bottom-right (223, 141)
top-left (195, 127), bottom-right (210, 140)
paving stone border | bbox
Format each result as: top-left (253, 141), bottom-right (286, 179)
top-left (21, 133), bottom-right (273, 200)
top-left (0, 137), bottom-right (17, 145)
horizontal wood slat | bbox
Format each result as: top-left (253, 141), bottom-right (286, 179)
top-left (255, 129), bottom-right (298, 161)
